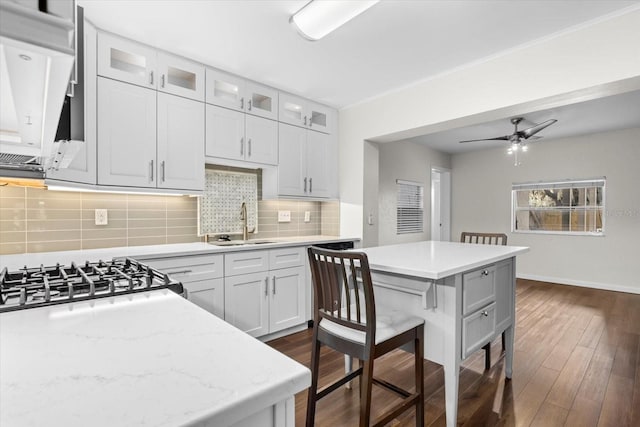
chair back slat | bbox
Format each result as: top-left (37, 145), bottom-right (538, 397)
top-left (307, 247), bottom-right (376, 336)
top-left (460, 232), bottom-right (507, 246)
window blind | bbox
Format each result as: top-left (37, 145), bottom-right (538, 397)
top-left (512, 177), bottom-right (605, 191)
top-left (396, 179), bottom-right (423, 234)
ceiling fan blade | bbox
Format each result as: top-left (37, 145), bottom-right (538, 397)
top-left (520, 119), bottom-right (557, 139)
top-left (459, 136), bottom-right (511, 143)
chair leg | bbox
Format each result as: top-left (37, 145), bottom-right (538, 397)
top-left (359, 357), bottom-right (374, 427)
top-left (483, 342), bottom-right (491, 370)
top-left (306, 334), bottom-right (322, 427)
top-left (415, 328), bottom-right (424, 427)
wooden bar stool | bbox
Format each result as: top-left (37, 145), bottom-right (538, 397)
top-left (460, 232), bottom-right (508, 370)
top-left (306, 247), bottom-right (425, 427)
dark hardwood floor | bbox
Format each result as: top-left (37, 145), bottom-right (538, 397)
top-left (267, 279), bottom-right (640, 426)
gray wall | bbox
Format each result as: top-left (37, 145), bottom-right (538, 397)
top-left (376, 140), bottom-right (451, 246)
top-left (451, 127), bottom-right (640, 293)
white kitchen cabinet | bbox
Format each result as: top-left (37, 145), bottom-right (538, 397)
top-left (98, 77), bottom-right (204, 191)
top-left (206, 68), bottom-right (278, 120)
top-left (141, 254), bottom-right (225, 319)
top-left (157, 52), bottom-right (205, 101)
top-left (224, 248), bottom-right (306, 338)
top-left (157, 92), bottom-right (205, 191)
top-left (205, 104), bottom-right (277, 166)
top-left (97, 77), bottom-right (157, 188)
top-left (98, 32), bottom-right (157, 89)
top-left (263, 123), bottom-right (335, 198)
top-left (98, 32), bottom-right (204, 101)
top-left (279, 93), bottom-right (332, 134)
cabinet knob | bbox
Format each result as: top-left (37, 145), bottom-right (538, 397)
top-left (248, 99), bottom-right (252, 111)
top-left (248, 139), bottom-right (252, 157)
top-left (304, 177), bottom-right (307, 192)
top-left (161, 161), bottom-right (166, 182)
top-left (240, 97), bottom-right (244, 109)
top-left (482, 270), bottom-right (489, 276)
top-left (272, 276), bottom-right (276, 294)
top-left (482, 310), bottom-right (489, 317)
top-left (149, 71), bottom-right (154, 86)
top-left (161, 74), bottom-right (165, 88)
top-left (240, 137), bottom-right (244, 155)
top-left (265, 277), bottom-right (269, 296)
top-left (149, 160), bottom-right (154, 182)
top-left (309, 177), bottom-right (312, 192)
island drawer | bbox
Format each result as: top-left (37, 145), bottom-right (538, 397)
top-left (462, 301), bottom-right (496, 359)
top-left (462, 264), bottom-right (496, 315)
top-left (225, 250), bottom-right (269, 276)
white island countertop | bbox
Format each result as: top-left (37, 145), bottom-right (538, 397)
top-left (0, 290), bottom-right (311, 427)
top-left (358, 241), bottom-right (529, 279)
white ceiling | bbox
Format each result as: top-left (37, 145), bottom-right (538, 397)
top-left (77, 0), bottom-right (638, 109)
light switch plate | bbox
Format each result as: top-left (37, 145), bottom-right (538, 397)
top-left (95, 209), bottom-right (108, 225)
top-left (304, 211), bottom-right (311, 222)
top-left (278, 210), bottom-right (291, 223)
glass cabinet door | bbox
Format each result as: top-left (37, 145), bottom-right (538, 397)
top-left (97, 32), bottom-right (157, 89)
top-left (157, 52), bottom-right (204, 101)
top-left (244, 81), bottom-right (278, 121)
top-left (308, 102), bottom-right (331, 134)
top-left (279, 93), bottom-right (306, 128)
top-left (205, 68), bottom-right (245, 111)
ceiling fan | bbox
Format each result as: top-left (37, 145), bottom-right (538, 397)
top-left (459, 117), bottom-right (558, 165)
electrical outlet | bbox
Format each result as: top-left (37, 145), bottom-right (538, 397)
top-left (95, 209), bottom-right (108, 225)
top-left (304, 211), bottom-right (311, 222)
top-left (278, 210), bottom-right (291, 223)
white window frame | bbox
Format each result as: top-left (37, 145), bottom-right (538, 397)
top-left (511, 177), bottom-right (606, 236)
top-left (396, 179), bottom-right (424, 234)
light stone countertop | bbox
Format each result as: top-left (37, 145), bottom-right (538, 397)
top-left (357, 240), bottom-right (529, 279)
top-left (0, 235), bottom-right (360, 270)
top-left (0, 289), bottom-right (311, 427)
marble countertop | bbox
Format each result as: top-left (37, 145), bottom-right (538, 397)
top-left (358, 241), bottom-right (529, 279)
top-left (0, 290), bottom-right (311, 427)
top-left (0, 235), bottom-right (360, 270)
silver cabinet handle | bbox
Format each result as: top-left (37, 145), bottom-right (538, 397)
top-left (248, 139), bottom-right (251, 157)
top-left (161, 74), bottom-right (165, 88)
top-left (248, 99), bottom-right (252, 111)
top-left (265, 277), bottom-right (269, 296)
top-left (149, 71), bottom-right (154, 86)
top-left (309, 177), bottom-right (312, 193)
top-left (303, 116), bottom-right (307, 126)
top-left (161, 161), bottom-right (166, 182)
top-left (272, 276), bottom-right (276, 294)
top-left (165, 269), bottom-right (193, 275)
top-left (482, 270), bottom-right (489, 276)
top-left (149, 160), bottom-right (154, 182)
top-left (240, 137), bottom-right (244, 155)
top-left (240, 97), bottom-right (244, 110)
top-left (303, 177), bottom-right (307, 192)
top-left (482, 310), bottom-right (489, 317)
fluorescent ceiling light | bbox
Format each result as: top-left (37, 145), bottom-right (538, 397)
top-left (290, 0), bottom-right (380, 41)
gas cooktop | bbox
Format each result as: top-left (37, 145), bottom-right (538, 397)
top-left (0, 258), bottom-right (184, 313)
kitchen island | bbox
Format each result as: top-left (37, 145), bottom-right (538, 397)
top-left (356, 241), bottom-right (528, 427)
top-left (0, 289), bottom-right (310, 427)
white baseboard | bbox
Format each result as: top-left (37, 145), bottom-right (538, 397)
top-left (517, 273), bottom-right (640, 295)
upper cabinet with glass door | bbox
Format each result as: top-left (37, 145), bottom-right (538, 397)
top-left (279, 93), bottom-right (332, 134)
top-left (97, 32), bottom-right (204, 101)
top-left (205, 68), bottom-right (278, 121)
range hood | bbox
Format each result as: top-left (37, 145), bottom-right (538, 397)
top-left (0, 0), bottom-right (76, 179)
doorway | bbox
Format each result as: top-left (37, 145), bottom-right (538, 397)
top-left (431, 167), bottom-right (451, 241)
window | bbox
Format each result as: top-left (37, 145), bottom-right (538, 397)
top-left (512, 178), bottom-right (605, 235)
top-left (397, 179), bottom-right (424, 234)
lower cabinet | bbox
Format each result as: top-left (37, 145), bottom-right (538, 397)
top-left (140, 254), bottom-right (225, 319)
top-left (225, 248), bottom-right (306, 338)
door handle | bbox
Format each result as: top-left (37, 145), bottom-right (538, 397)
top-left (272, 276), bottom-right (276, 295)
top-left (248, 99), bottom-right (252, 111)
top-left (240, 137), bottom-right (244, 155)
top-left (265, 277), bottom-right (269, 296)
top-left (161, 74), bottom-right (165, 88)
top-left (240, 97), bottom-right (244, 110)
top-left (149, 160), bottom-right (154, 182)
top-left (149, 71), bottom-right (154, 86)
top-left (309, 177), bottom-right (312, 192)
top-left (304, 177), bottom-right (307, 192)
top-left (248, 139), bottom-right (252, 157)
top-left (161, 161), bottom-right (166, 182)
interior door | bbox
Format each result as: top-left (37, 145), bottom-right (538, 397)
top-left (431, 168), bottom-right (451, 241)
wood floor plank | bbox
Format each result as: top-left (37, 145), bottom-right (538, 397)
top-left (610, 332), bottom-right (639, 379)
top-left (546, 346), bottom-right (595, 409)
top-left (597, 374), bottom-right (634, 427)
top-left (575, 352), bottom-right (614, 404)
top-left (564, 396), bottom-right (601, 427)
top-left (529, 402), bottom-right (568, 427)
top-left (500, 365), bottom-right (558, 427)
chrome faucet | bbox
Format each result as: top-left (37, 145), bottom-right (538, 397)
top-left (240, 202), bottom-right (255, 241)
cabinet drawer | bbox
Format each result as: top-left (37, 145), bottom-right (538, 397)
top-left (141, 254), bottom-right (224, 279)
top-left (269, 247), bottom-right (305, 270)
top-left (462, 265), bottom-right (496, 315)
top-left (462, 302), bottom-right (496, 359)
top-left (225, 250), bottom-right (269, 276)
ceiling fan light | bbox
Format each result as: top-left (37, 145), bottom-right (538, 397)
top-left (290, 0), bottom-right (379, 41)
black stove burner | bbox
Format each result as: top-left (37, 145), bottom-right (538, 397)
top-left (0, 258), bottom-right (184, 313)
